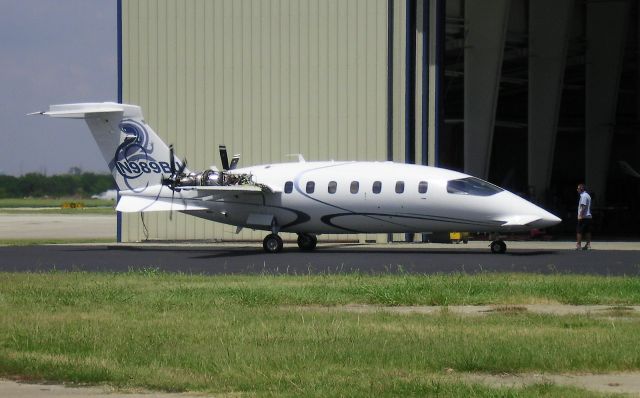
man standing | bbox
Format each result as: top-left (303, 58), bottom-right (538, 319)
top-left (576, 183), bottom-right (592, 250)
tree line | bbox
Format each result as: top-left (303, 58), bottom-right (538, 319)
top-left (0, 173), bottom-right (116, 198)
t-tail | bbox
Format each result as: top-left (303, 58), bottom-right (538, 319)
top-left (31, 102), bottom-right (186, 192)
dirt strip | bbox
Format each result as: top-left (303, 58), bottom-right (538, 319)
top-left (463, 372), bottom-right (640, 396)
top-left (294, 304), bottom-right (640, 317)
top-left (0, 380), bottom-right (210, 398)
top-left (3, 373), bottom-right (640, 397)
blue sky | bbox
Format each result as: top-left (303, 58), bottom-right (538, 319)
top-left (0, 0), bottom-right (116, 175)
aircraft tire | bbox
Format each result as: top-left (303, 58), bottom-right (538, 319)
top-left (297, 233), bottom-right (318, 251)
top-left (263, 234), bottom-right (284, 253)
top-left (490, 240), bottom-right (507, 254)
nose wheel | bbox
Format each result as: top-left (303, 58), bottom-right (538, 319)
top-left (297, 233), bottom-right (318, 251)
top-left (490, 240), bottom-right (507, 254)
top-left (263, 234), bottom-right (284, 253)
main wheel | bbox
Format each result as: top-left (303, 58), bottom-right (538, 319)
top-left (297, 233), bottom-right (318, 251)
top-left (263, 234), bottom-right (284, 253)
top-left (490, 240), bottom-right (507, 254)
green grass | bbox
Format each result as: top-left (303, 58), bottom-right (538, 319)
top-left (0, 197), bottom-right (115, 208)
top-left (1, 272), bottom-right (639, 397)
top-left (0, 207), bottom-right (115, 215)
top-left (0, 197), bottom-right (116, 215)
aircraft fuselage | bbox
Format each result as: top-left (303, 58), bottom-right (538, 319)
top-left (173, 161), bottom-right (560, 234)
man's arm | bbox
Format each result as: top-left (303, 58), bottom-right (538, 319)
top-left (578, 204), bottom-right (586, 219)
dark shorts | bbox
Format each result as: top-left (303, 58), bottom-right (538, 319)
top-left (577, 218), bottom-right (592, 234)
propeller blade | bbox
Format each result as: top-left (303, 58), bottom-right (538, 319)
top-left (169, 144), bottom-right (176, 175)
top-left (177, 159), bottom-right (188, 176)
top-left (229, 154), bottom-right (240, 170)
top-left (161, 174), bottom-right (175, 191)
top-left (219, 145), bottom-right (230, 170)
top-left (170, 187), bottom-right (175, 221)
top-left (162, 144), bottom-right (185, 192)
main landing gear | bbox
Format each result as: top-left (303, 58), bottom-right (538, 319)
top-left (262, 233), bottom-right (318, 253)
top-left (263, 234), bottom-right (284, 253)
top-left (490, 240), bottom-right (507, 254)
top-left (296, 233), bottom-right (318, 251)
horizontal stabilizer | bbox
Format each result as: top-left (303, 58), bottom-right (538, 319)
top-left (29, 103), bottom-right (142, 119)
top-left (116, 195), bottom-right (208, 213)
top-left (499, 215), bottom-right (542, 227)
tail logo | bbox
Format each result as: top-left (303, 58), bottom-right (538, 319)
top-left (112, 120), bottom-right (173, 190)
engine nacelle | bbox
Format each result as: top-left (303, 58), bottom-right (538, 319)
top-left (175, 169), bottom-right (253, 187)
top-left (177, 169), bottom-right (221, 187)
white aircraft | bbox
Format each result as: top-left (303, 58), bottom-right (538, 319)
top-left (33, 102), bottom-right (561, 253)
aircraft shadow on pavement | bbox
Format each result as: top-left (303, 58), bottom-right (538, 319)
top-left (67, 245), bottom-right (559, 259)
top-left (187, 248), bottom-right (559, 260)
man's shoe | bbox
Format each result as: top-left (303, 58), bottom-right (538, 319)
top-left (582, 245), bottom-right (591, 251)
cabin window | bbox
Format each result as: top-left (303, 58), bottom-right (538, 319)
top-left (372, 181), bottom-right (382, 194)
top-left (328, 181), bottom-right (337, 194)
top-left (418, 181), bottom-right (428, 194)
top-left (395, 181), bottom-right (405, 194)
top-left (284, 181), bottom-right (293, 194)
top-left (447, 177), bottom-right (503, 196)
top-left (350, 181), bottom-right (359, 194)
top-left (306, 181), bottom-right (315, 194)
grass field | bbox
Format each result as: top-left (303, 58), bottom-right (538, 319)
top-left (1, 272), bottom-right (639, 397)
top-left (0, 207), bottom-right (115, 215)
top-left (0, 197), bottom-right (115, 215)
top-left (0, 198), bottom-right (115, 208)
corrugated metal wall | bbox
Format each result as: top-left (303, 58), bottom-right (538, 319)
top-left (120, 0), bottom-right (399, 242)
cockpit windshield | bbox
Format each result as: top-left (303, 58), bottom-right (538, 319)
top-left (446, 177), bottom-right (504, 196)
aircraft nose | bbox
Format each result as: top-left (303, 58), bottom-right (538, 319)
top-left (531, 212), bottom-right (562, 229)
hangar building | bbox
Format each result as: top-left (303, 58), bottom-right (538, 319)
top-left (117, 0), bottom-right (639, 242)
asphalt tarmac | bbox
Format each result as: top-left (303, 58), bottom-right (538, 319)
top-left (0, 242), bottom-right (638, 275)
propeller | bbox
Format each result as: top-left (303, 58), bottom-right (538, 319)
top-left (219, 145), bottom-right (229, 171)
top-left (219, 145), bottom-right (240, 170)
top-left (230, 154), bottom-right (240, 170)
top-left (162, 144), bottom-right (188, 191)
top-left (162, 144), bottom-right (189, 221)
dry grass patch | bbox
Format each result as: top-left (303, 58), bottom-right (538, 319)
top-left (463, 372), bottom-right (640, 396)
top-left (485, 305), bottom-right (529, 314)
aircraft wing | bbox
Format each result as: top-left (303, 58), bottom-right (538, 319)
top-left (116, 183), bottom-right (281, 212)
top-left (181, 183), bottom-right (281, 198)
top-left (116, 196), bottom-right (209, 212)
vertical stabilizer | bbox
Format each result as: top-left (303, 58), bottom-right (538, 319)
top-left (36, 102), bottom-right (185, 192)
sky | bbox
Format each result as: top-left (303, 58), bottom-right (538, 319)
top-left (0, 0), bottom-right (116, 175)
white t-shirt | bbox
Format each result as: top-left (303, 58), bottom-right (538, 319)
top-left (578, 191), bottom-right (592, 218)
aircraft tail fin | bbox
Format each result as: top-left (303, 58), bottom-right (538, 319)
top-left (34, 103), bottom-right (186, 192)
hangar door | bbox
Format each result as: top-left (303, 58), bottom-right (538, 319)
top-left (119, 0), bottom-right (390, 242)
